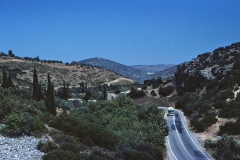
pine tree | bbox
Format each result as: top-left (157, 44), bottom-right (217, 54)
top-left (45, 73), bottom-right (56, 115)
top-left (62, 81), bottom-right (68, 100)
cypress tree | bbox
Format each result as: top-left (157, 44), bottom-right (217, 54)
top-left (1, 70), bottom-right (7, 88)
top-left (33, 67), bottom-right (38, 100)
top-left (50, 83), bottom-right (56, 115)
top-left (103, 85), bottom-right (107, 100)
top-left (33, 67), bottom-right (42, 101)
top-left (37, 83), bottom-right (42, 101)
top-left (6, 72), bottom-right (13, 88)
top-left (45, 73), bottom-right (56, 115)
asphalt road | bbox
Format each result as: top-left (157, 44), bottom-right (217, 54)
top-left (160, 107), bottom-right (213, 160)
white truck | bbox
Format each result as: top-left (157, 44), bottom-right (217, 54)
top-left (167, 107), bottom-right (174, 116)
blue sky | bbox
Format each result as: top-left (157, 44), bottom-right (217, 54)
top-left (1, 0), bottom-right (240, 65)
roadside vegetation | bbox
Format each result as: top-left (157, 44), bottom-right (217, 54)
top-left (0, 65), bottom-right (169, 159)
top-left (205, 134), bottom-right (240, 159)
top-left (173, 43), bottom-right (240, 159)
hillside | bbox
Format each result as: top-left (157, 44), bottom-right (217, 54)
top-left (146, 65), bottom-right (177, 80)
top-left (78, 57), bottom-right (149, 83)
top-left (130, 64), bottom-right (175, 74)
top-left (173, 42), bottom-right (240, 159)
top-left (0, 57), bottom-right (125, 89)
top-left (174, 42), bottom-right (240, 137)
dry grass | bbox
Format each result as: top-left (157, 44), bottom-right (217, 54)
top-left (0, 57), bottom-right (125, 88)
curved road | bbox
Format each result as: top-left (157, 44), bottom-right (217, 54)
top-left (159, 107), bottom-right (213, 160)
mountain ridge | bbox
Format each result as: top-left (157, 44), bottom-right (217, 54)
top-left (78, 57), bottom-right (177, 83)
top-left (78, 57), bottom-right (149, 83)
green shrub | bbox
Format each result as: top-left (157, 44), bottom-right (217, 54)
top-left (42, 149), bottom-right (80, 160)
top-left (127, 89), bottom-right (146, 99)
top-left (150, 90), bottom-right (157, 96)
top-left (48, 113), bottom-right (120, 150)
top-left (37, 140), bottom-right (58, 153)
top-left (0, 112), bottom-right (44, 137)
top-left (204, 139), bottom-right (217, 150)
top-left (158, 86), bottom-right (174, 97)
top-left (200, 116), bottom-right (218, 128)
top-left (219, 120), bottom-right (240, 135)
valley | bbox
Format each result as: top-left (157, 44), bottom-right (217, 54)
top-left (0, 42), bottom-right (240, 160)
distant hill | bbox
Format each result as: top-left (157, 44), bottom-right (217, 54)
top-left (0, 57), bottom-right (125, 88)
top-left (146, 65), bottom-right (177, 80)
top-left (130, 64), bottom-right (175, 74)
top-left (78, 57), bottom-right (149, 83)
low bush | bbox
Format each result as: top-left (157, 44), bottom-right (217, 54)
top-left (37, 141), bottom-right (58, 153)
top-left (42, 149), bottom-right (80, 160)
top-left (127, 89), bottom-right (146, 99)
top-left (48, 113), bottom-right (120, 150)
top-left (158, 86), bottom-right (174, 97)
top-left (200, 116), bottom-right (218, 128)
top-left (0, 112), bottom-right (45, 137)
top-left (150, 90), bottom-right (157, 96)
top-left (206, 134), bottom-right (240, 160)
top-left (219, 120), bottom-right (240, 135)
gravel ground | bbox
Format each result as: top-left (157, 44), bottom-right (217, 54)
top-left (0, 134), bottom-right (46, 160)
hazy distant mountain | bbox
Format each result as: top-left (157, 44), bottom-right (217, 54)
top-left (146, 65), bottom-right (178, 80)
top-left (78, 57), bottom-right (149, 83)
top-left (130, 64), bottom-right (175, 74)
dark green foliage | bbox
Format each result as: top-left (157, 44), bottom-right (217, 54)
top-left (200, 116), bottom-right (218, 128)
top-left (37, 141), bottom-right (58, 153)
top-left (150, 90), bottom-right (157, 96)
top-left (144, 77), bottom-right (162, 86)
top-left (84, 90), bottom-right (92, 101)
top-left (141, 85), bottom-right (148, 90)
top-left (190, 115), bottom-right (206, 132)
top-left (206, 79), bottom-right (219, 90)
top-left (158, 86), bottom-right (174, 97)
top-left (6, 72), bottom-right (14, 88)
top-left (45, 73), bottom-right (56, 115)
top-left (1, 70), bottom-right (14, 88)
top-left (128, 89), bottom-right (146, 99)
top-left (175, 92), bottom-right (191, 109)
top-left (206, 134), bottom-right (240, 159)
top-left (0, 112), bottom-right (45, 137)
top-left (42, 149), bottom-right (80, 160)
top-left (33, 67), bottom-right (42, 101)
top-left (60, 81), bottom-right (69, 100)
top-left (1, 70), bottom-right (7, 88)
top-left (48, 113), bottom-right (119, 150)
top-left (8, 50), bottom-right (15, 57)
top-left (219, 120), bottom-right (240, 135)
top-left (152, 83), bottom-right (159, 89)
top-left (233, 61), bottom-right (240, 70)
top-left (103, 85), bottom-right (107, 100)
top-left (218, 101), bottom-right (240, 118)
top-left (114, 89), bottom-right (120, 94)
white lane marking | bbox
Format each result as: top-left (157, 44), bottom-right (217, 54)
top-left (167, 136), bottom-right (178, 160)
top-left (173, 115), bottom-right (195, 160)
top-left (178, 110), bottom-right (210, 160)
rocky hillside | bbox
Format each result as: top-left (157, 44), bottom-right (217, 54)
top-left (78, 57), bottom-right (149, 83)
top-left (130, 64), bottom-right (175, 74)
top-left (174, 42), bottom-right (240, 136)
top-left (0, 57), bottom-right (124, 89)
